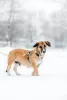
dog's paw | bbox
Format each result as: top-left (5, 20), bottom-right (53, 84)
top-left (7, 72), bottom-right (11, 76)
top-left (32, 73), bottom-right (40, 76)
top-left (32, 73), bottom-right (35, 76)
top-left (36, 74), bottom-right (40, 76)
top-left (16, 73), bottom-right (21, 75)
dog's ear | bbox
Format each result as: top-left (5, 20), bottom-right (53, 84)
top-left (33, 42), bottom-right (39, 47)
top-left (45, 41), bottom-right (51, 47)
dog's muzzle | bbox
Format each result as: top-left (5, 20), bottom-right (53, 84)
top-left (43, 48), bottom-right (46, 53)
top-left (43, 51), bottom-right (45, 53)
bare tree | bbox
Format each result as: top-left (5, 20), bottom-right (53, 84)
top-left (7, 0), bottom-right (15, 46)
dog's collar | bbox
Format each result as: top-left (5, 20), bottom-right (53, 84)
top-left (26, 51), bottom-right (31, 64)
top-left (36, 53), bottom-right (39, 57)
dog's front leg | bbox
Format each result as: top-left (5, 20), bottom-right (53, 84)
top-left (32, 63), bottom-right (39, 76)
top-left (32, 70), bottom-right (36, 76)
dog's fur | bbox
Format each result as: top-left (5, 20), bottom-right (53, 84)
top-left (6, 41), bottom-right (51, 76)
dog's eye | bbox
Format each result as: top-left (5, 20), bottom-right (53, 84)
top-left (40, 46), bottom-right (42, 49)
top-left (44, 45), bottom-right (46, 47)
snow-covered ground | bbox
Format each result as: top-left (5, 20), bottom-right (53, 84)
top-left (0, 47), bottom-right (67, 100)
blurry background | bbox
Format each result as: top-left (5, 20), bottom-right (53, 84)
top-left (0, 1), bottom-right (67, 100)
top-left (0, 0), bottom-right (67, 48)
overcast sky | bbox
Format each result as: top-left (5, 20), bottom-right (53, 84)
top-left (0, 0), bottom-right (65, 21)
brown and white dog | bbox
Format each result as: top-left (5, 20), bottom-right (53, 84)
top-left (6, 41), bottom-right (51, 76)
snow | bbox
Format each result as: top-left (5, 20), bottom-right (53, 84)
top-left (0, 47), bottom-right (67, 100)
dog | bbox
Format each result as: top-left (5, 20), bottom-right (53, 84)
top-left (6, 41), bottom-right (51, 76)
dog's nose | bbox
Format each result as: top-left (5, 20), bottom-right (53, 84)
top-left (43, 51), bottom-right (45, 53)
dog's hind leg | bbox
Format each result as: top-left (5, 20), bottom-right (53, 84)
top-left (6, 56), bottom-right (15, 75)
top-left (13, 62), bottom-right (21, 75)
top-left (6, 65), bottom-right (11, 76)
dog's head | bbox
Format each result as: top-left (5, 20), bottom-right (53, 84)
top-left (33, 41), bottom-right (51, 54)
